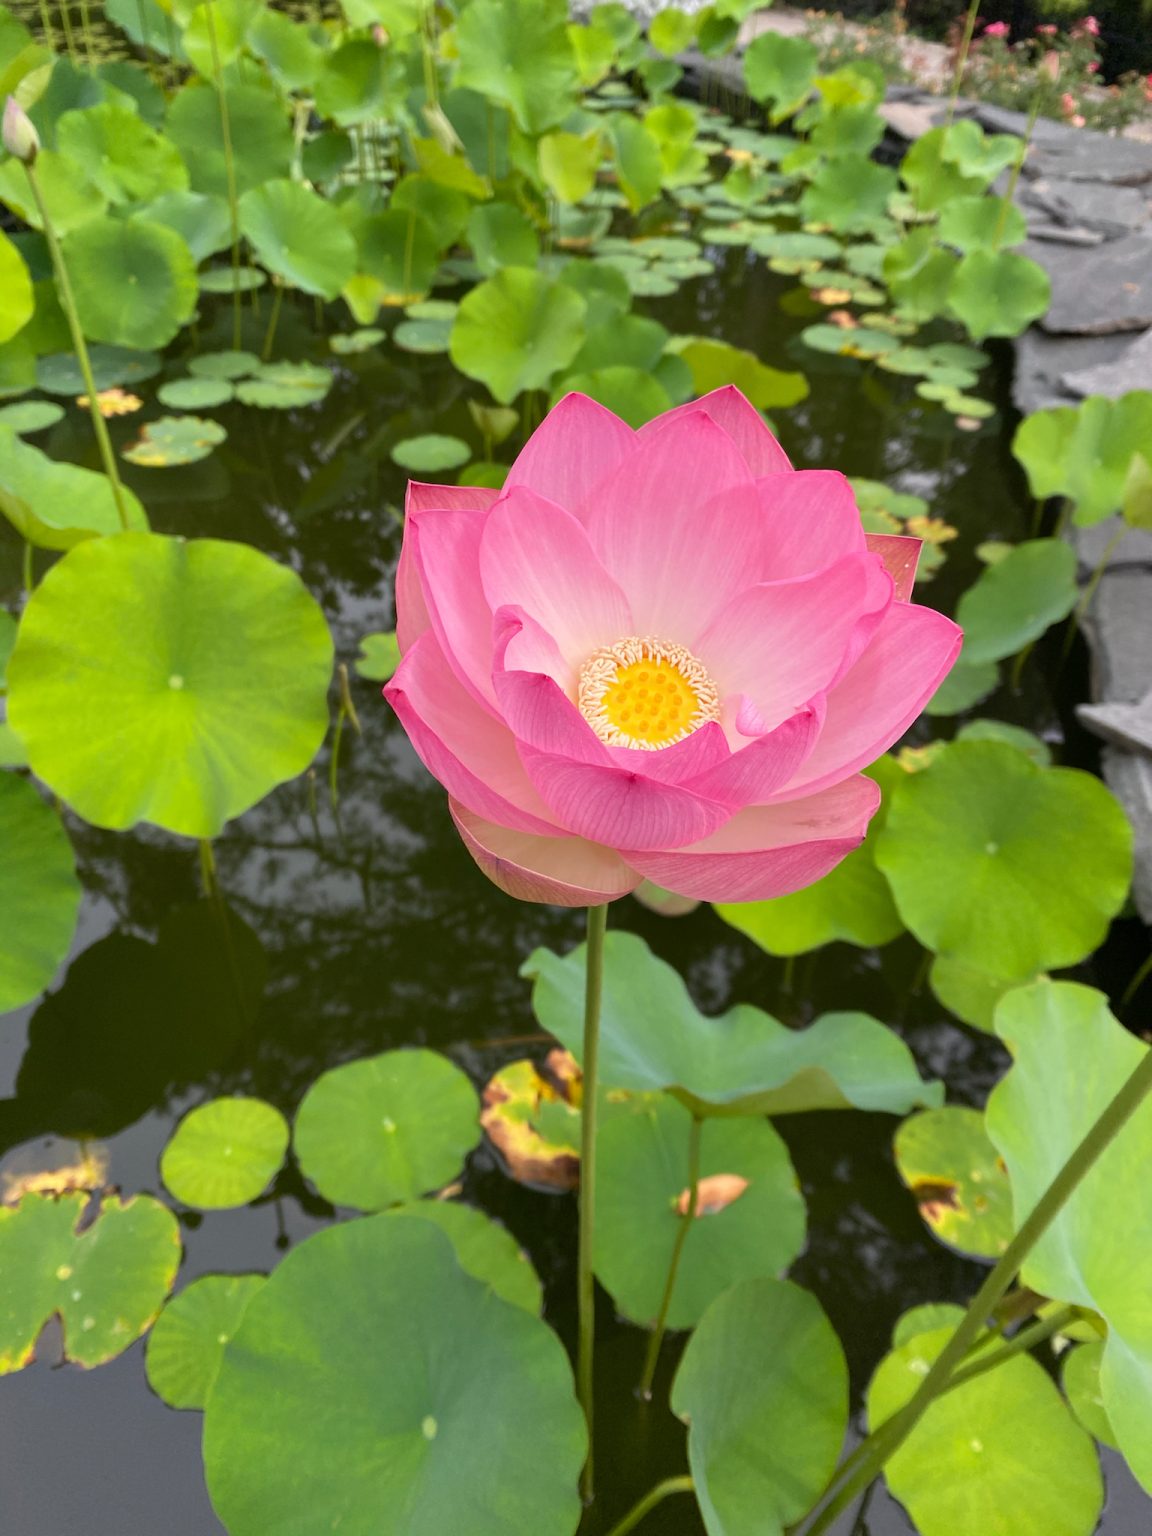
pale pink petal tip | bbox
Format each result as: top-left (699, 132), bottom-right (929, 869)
top-left (450, 801), bottom-right (641, 906)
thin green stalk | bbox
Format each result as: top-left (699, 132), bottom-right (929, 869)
top-left (58, 0), bottom-right (78, 62)
top-left (603, 1476), bottom-right (695, 1536)
top-left (994, 93), bottom-right (1041, 247)
top-left (202, 0), bottom-right (243, 349)
top-left (800, 1042), bottom-right (1152, 1536)
top-left (947, 1305), bottom-right (1078, 1389)
top-left (1067, 523), bottom-right (1127, 649)
top-left (198, 839), bottom-right (219, 900)
top-left (945, 0), bottom-right (982, 126)
top-left (78, 0), bottom-right (94, 66)
top-left (36, 0), bottom-right (56, 50)
top-left (1121, 951), bottom-right (1152, 1011)
top-left (578, 902), bottom-right (609, 1505)
top-left (262, 280), bottom-right (285, 361)
top-left (26, 162), bottom-right (131, 530)
top-left (638, 1113), bottom-right (703, 1400)
top-left (329, 707), bottom-right (346, 813)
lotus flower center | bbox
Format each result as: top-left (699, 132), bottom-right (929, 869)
top-left (577, 636), bottom-right (721, 750)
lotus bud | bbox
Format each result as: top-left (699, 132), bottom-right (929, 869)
top-left (1040, 50), bottom-right (1061, 84)
top-left (2, 95), bottom-right (39, 165)
top-left (372, 23), bottom-right (389, 46)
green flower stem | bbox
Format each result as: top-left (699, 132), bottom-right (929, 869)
top-left (36, 0), bottom-right (56, 50)
top-left (800, 1042), bottom-right (1152, 1536)
top-left (638, 1112), bottom-right (703, 1401)
top-left (1121, 950), bottom-right (1152, 1011)
top-left (945, 0), bottom-right (982, 127)
top-left (602, 1475), bottom-right (695, 1536)
top-left (202, 0), bottom-right (244, 349)
top-left (262, 280), bottom-right (285, 362)
top-left (198, 839), bottom-right (219, 900)
top-left (23, 540), bottom-right (34, 599)
top-left (994, 93), bottom-right (1041, 248)
top-left (25, 162), bottom-right (131, 532)
top-left (578, 901), bottom-right (608, 1504)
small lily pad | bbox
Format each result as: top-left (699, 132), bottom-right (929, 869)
top-left (294, 1049), bottom-right (481, 1211)
top-left (122, 414), bottom-right (227, 467)
top-left (161, 1097), bottom-right (290, 1209)
top-left (199, 266), bottom-right (267, 293)
top-left (894, 1105), bottom-right (1014, 1259)
top-left (36, 345), bottom-right (161, 396)
top-left (393, 316), bottom-right (453, 353)
top-left (0, 400), bottom-right (65, 434)
top-left (146, 1273), bottom-right (266, 1409)
top-left (156, 377), bottom-right (234, 410)
top-left (329, 328), bottom-right (384, 354)
top-left (481, 1052), bottom-right (582, 1192)
top-left (188, 350), bottom-right (261, 380)
top-left (390, 434), bottom-right (472, 473)
top-left (354, 631), bottom-right (400, 682)
top-left (235, 361), bottom-right (332, 409)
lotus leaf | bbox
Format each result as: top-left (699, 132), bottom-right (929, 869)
top-left (609, 112), bottom-right (663, 210)
top-left (167, 82), bottom-right (293, 196)
top-left (157, 377), bottom-right (234, 410)
top-left (235, 360), bottom-right (332, 409)
top-left (1063, 1340), bottom-right (1119, 1451)
top-left (1012, 392), bottom-right (1152, 527)
top-left (894, 1105), bottom-right (1014, 1259)
top-left (203, 1220), bottom-right (585, 1536)
top-left (239, 180), bottom-right (358, 301)
top-left (248, 7), bottom-right (326, 90)
top-left (122, 414), bottom-right (227, 467)
top-left (938, 194), bottom-right (1027, 252)
top-left (146, 1273), bottom-right (266, 1410)
top-left (383, 1200), bottom-right (543, 1314)
top-left (450, 267), bottom-right (586, 404)
top-left (948, 249), bottom-right (1050, 341)
top-left (314, 37), bottom-right (403, 126)
top-left (0, 424), bottom-right (149, 547)
top-left (56, 101), bottom-right (188, 205)
top-left (800, 154), bottom-right (897, 233)
top-left (0, 771), bottom-right (81, 1015)
top-left (390, 435), bottom-right (471, 473)
top-left (134, 189), bottom-right (232, 261)
top-left (456, 0), bottom-right (579, 133)
top-left (161, 1097), bottom-right (290, 1209)
top-left (7, 531), bottom-right (334, 837)
top-left (62, 217), bottom-right (197, 351)
top-left (468, 201), bottom-right (540, 277)
top-left (0, 151), bottom-right (107, 235)
top-left (743, 32), bottom-right (819, 122)
top-left (954, 538), bottom-right (1077, 664)
top-left (0, 230), bottom-right (32, 346)
top-left (188, 349), bottom-right (260, 380)
top-left (551, 365), bottom-right (672, 427)
top-left (0, 399), bottom-right (62, 434)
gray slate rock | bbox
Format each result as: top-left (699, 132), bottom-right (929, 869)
top-left (1070, 516), bottom-right (1152, 574)
top-left (1024, 131), bottom-right (1152, 187)
top-left (1020, 178), bottom-right (1149, 240)
top-left (1061, 327), bottom-right (1152, 397)
top-left (1026, 222), bottom-right (1106, 247)
top-left (1013, 329), bottom-right (1133, 413)
top-left (1078, 695), bottom-right (1152, 757)
top-left (1101, 749), bottom-right (1152, 923)
top-left (1036, 234), bottom-right (1152, 335)
top-left (1080, 569), bottom-right (1152, 704)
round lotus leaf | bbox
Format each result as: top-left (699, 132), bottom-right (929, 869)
top-left (449, 267), bottom-right (587, 405)
top-left (948, 248), bottom-right (1050, 342)
top-left (393, 316), bottom-right (453, 353)
top-left (239, 179), bottom-right (358, 301)
top-left (868, 1324), bottom-right (1103, 1536)
top-left (354, 630), bottom-right (400, 682)
top-left (0, 772), bottom-right (81, 1015)
top-left (7, 531), bottom-right (334, 838)
top-left (294, 1049), bottom-right (480, 1211)
top-left (188, 349), bottom-right (260, 380)
top-left (0, 425), bottom-right (149, 550)
top-left (36, 345), bottom-right (161, 395)
top-left (875, 741), bottom-right (1132, 980)
top-left (891, 1302), bottom-right (966, 1348)
top-left (924, 654), bottom-right (998, 716)
top-left (1062, 1341), bottom-right (1119, 1451)
top-left (135, 189), bottom-right (233, 262)
top-left (955, 538), bottom-right (1078, 665)
top-left (0, 400), bottom-right (65, 434)
top-left (672, 1278), bottom-right (848, 1536)
top-left (161, 1098), bottom-right (290, 1209)
top-left (894, 1106), bottom-right (1013, 1259)
top-left (202, 1218), bottom-right (586, 1536)
top-left (481, 1053), bottom-right (582, 1192)
top-left (62, 217), bottom-right (198, 351)
top-left (594, 1093), bottom-right (805, 1328)
top-left (122, 414), bottom-right (227, 467)
top-left (0, 229), bottom-right (33, 345)
top-left (329, 328), bottom-right (384, 354)
top-left (384, 1201), bottom-right (543, 1314)
top-left (627, 268), bottom-right (678, 296)
top-left (56, 101), bottom-right (189, 206)
top-left (146, 1273), bottom-right (266, 1410)
top-left (955, 719), bottom-right (1051, 767)
top-left (167, 82), bottom-right (293, 198)
top-left (390, 434), bottom-right (471, 473)
top-left (234, 360), bottom-right (332, 410)
top-left (0, 1191), bottom-right (181, 1372)
top-left (157, 377), bottom-right (234, 410)
top-left (199, 265), bottom-right (267, 293)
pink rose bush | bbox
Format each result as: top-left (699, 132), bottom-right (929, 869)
top-left (386, 389), bottom-right (962, 906)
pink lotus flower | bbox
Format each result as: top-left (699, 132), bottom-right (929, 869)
top-left (1035, 23), bottom-right (1058, 35)
top-left (1078, 14), bottom-right (1101, 35)
top-left (982, 20), bottom-right (1010, 37)
top-left (385, 390), bottom-right (962, 905)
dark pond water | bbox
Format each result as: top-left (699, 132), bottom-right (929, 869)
top-left (3, 180), bottom-right (1152, 1536)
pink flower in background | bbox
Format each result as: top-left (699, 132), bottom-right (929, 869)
top-left (1074, 14), bottom-right (1100, 35)
top-left (1040, 49), bottom-right (1062, 82)
top-left (983, 20), bottom-right (1010, 37)
top-left (1036, 23), bottom-right (1058, 35)
top-left (386, 390), bottom-right (961, 905)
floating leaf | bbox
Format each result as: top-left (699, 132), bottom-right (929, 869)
top-left (8, 531), bottom-right (333, 838)
top-left (0, 771), bottom-right (81, 1015)
top-left (595, 1094), bottom-right (805, 1328)
top-left (294, 1049), bottom-right (480, 1211)
top-left (1063, 1340), bottom-right (1119, 1451)
top-left (354, 630), bottom-right (400, 682)
top-left (390, 434), bottom-right (471, 473)
top-left (0, 1192), bottom-right (180, 1372)
top-left (481, 1052), bottom-right (582, 1192)
top-left (161, 1098), bottom-right (290, 1210)
top-left (202, 1219), bottom-right (585, 1536)
top-left (523, 931), bottom-right (939, 1117)
top-left (450, 268), bottom-right (586, 405)
top-left (924, 653), bottom-right (998, 716)
top-left (894, 1106), bottom-right (1013, 1259)
top-left (0, 399), bottom-right (63, 434)
top-left (669, 334), bottom-right (807, 409)
top-left (122, 414), bottom-right (227, 467)
top-left (199, 265), bottom-right (266, 293)
top-left (329, 328), bottom-right (384, 354)
top-left (146, 1274), bottom-right (266, 1410)
top-left (156, 377), bottom-right (234, 410)
top-left (868, 1323), bottom-right (1103, 1536)
top-left (987, 982), bottom-right (1152, 1493)
top-left (234, 360), bottom-right (332, 409)
top-left (62, 217), bottom-right (197, 350)
top-left (36, 344), bottom-right (161, 396)
top-left (384, 1201), bottom-right (543, 1314)
top-left (955, 539), bottom-right (1078, 664)
top-left (0, 425), bottom-right (148, 548)
top-left (188, 349), bottom-right (260, 380)
top-left (672, 1278), bottom-right (848, 1536)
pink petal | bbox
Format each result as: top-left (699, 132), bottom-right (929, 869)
top-left (496, 602), bottom-right (578, 697)
top-left (622, 776), bottom-right (880, 900)
top-left (480, 486), bottom-right (632, 666)
top-left (776, 602), bottom-right (964, 800)
top-left (639, 386), bottom-right (793, 476)
top-left (697, 553), bottom-right (891, 733)
top-left (397, 483), bottom-right (498, 653)
top-left (684, 703), bottom-right (823, 807)
top-left (607, 720), bottom-right (729, 786)
top-left (865, 533), bottom-right (922, 602)
top-left (581, 410), bottom-right (764, 641)
top-left (502, 392), bottom-right (636, 517)
top-left (517, 744), bottom-right (732, 850)
top-left (755, 471), bottom-right (866, 580)
top-left (410, 507), bottom-right (497, 709)
top-left (386, 634), bottom-right (561, 834)
top-left (450, 801), bottom-right (641, 906)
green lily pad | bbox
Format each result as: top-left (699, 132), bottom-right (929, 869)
top-left (393, 316), bottom-right (453, 353)
top-left (987, 981), bottom-right (1152, 1493)
top-left (868, 1324), bottom-right (1103, 1536)
top-left (595, 1093), bottom-right (805, 1328)
top-left (390, 435), bottom-right (471, 473)
top-left (669, 335), bottom-right (807, 409)
top-left (671, 1278), bottom-right (848, 1536)
top-left (743, 32), bottom-right (819, 122)
top-left (450, 267), bottom-right (586, 405)
top-left (329, 328), bottom-right (384, 354)
top-left (455, 0), bottom-right (578, 134)
top-left (0, 425), bottom-right (149, 548)
top-left (894, 1106), bottom-right (1013, 1259)
top-left (523, 931), bottom-right (939, 1117)
top-left (948, 249), bottom-right (1050, 342)
top-left (167, 82), bottom-right (293, 198)
top-left (202, 1218), bottom-right (586, 1536)
top-left (0, 1191), bottom-right (181, 1372)
top-left (955, 719), bottom-right (1051, 767)
top-left (892, 1302), bottom-right (966, 1347)
top-left (354, 630), bottom-right (400, 682)
top-left (156, 377), bottom-right (234, 410)
top-left (198, 265), bottom-right (267, 293)
top-left (122, 414), bottom-right (227, 467)
top-left (0, 400), bottom-right (64, 434)
top-left (56, 101), bottom-right (188, 206)
top-left (924, 653), bottom-right (999, 716)
top-left (0, 771), bottom-right (81, 1015)
top-left (135, 190), bottom-right (232, 262)
top-left (955, 538), bottom-right (1078, 664)
top-left (1062, 1340), bottom-right (1119, 1451)
top-left (875, 741), bottom-right (1131, 981)
top-left (481, 1051), bottom-right (582, 1192)
top-left (161, 1097), bottom-right (290, 1209)
top-left (551, 366), bottom-right (672, 428)
top-left (1012, 393), bottom-right (1152, 528)
top-left (294, 1049), bottom-right (480, 1211)
top-left (7, 531), bottom-right (333, 838)
top-left (36, 344), bottom-right (161, 395)
top-left (146, 1273), bottom-right (266, 1409)
top-left (188, 349), bottom-right (260, 381)
top-left (384, 1201), bottom-right (543, 1314)
top-left (62, 216), bottom-right (198, 351)
top-left (234, 360), bottom-right (332, 409)
top-left (239, 179), bottom-right (358, 301)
